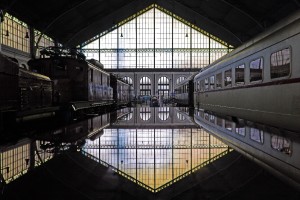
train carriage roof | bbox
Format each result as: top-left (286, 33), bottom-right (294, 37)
top-left (194, 9), bottom-right (300, 80)
top-left (0, 0), bottom-right (299, 48)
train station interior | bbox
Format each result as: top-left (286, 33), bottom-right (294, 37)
top-left (1, 0), bottom-right (300, 199)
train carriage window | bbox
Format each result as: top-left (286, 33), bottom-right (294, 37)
top-left (205, 78), bottom-right (209, 90)
top-left (235, 64), bottom-right (245, 85)
top-left (225, 120), bottom-right (232, 131)
top-left (209, 114), bottom-right (215, 124)
top-left (271, 135), bottom-right (291, 155)
top-left (216, 117), bottom-right (223, 127)
top-left (250, 128), bottom-right (264, 144)
top-left (216, 73), bottom-right (222, 89)
top-left (200, 80), bottom-right (205, 91)
top-left (224, 69), bottom-right (232, 87)
top-left (235, 125), bottom-right (246, 136)
top-left (270, 48), bottom-right (291, 79)
top-left (204, 113), bottom-right (209, 121)
top-left (210, 76), bottom-right (215, 90)
top-left (250, 58), bottom-right (263, 82)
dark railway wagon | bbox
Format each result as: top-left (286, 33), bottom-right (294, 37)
top-left (28, 47), bottom-right (114, 113)
top-left (0, 53), bottom-right (54, 124)
top-left (110, 74), bottom-right (134, 108)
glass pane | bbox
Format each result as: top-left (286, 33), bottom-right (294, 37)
top-left (235, 64), bottom-right (245, 85)
top-left (250, 58), bottom-right (263, 82)
top-left (270, 48), bottom-right (290, 79)
top-left (224, 69), bottom-right (232, 87)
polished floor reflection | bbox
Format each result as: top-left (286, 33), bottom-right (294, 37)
top-left (194, 109), bottom-right (300, 190)
top-left (82, 128), bottom-right (229, 192)
top-left (1, 107), bottom-right (300, 199)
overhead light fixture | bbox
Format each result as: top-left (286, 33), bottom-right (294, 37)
top-left (5, 30), bottom-right (9, 37)
top-left (120, 33), bottom-right (123, 37)
top-left (25, 31), bottom-right (29, 39)
top-left (185, 33), bottom-right (188, 37)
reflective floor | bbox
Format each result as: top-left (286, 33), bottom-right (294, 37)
top-left (1, 107), bottom-right (300, 199)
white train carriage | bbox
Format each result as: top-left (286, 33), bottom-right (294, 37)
top-left (194, 10), bottom-right (300, 132)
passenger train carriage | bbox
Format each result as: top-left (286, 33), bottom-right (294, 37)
top-left (174, 73), bottom-right (196, 107)
top-left (194, 10), bottom-right (300, 132)
top-left (194, 110), bottom-right (300, 190)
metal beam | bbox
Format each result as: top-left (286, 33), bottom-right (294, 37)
top-left (221, 0), bottom-right (264, 30)
top-left (156, 0), bottom-right (242, 47)
top-left (35, 0), bottom-right (90, 53)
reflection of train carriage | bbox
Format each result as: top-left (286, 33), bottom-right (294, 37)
top-left (0, 53), bottom-right (56, 125)
top-left (193, 11), bottom-right (300, 132)
top-left (194, 110), bottom-right (300, 190)
top-left (37, 113), bottom-right (111, 153)
top-left (28, 47), bottom-right (114, 114)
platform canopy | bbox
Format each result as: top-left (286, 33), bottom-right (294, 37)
top-left (0, 0), bottom-right (299, 47)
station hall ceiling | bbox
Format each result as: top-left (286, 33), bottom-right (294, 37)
top-left (0, 0), bottom-right (299, 48)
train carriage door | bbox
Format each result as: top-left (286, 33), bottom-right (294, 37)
top-left (89, 68), bottom-right (94, 101)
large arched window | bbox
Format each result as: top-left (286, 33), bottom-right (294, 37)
top-left (140, 76), bottom-right (151, 96)
top-left (177, 112), bottom-right (186, 121)
top-left (176, 77), bottom-right (186, 85)
top-left (122, 112), bottom-right (133, 121)
top-left (140, 107), bottom-right (151, 121)
top-left (158, 76), bottom-right (169, 97)
top-left (158, 107), bottom-right (169, 121)
top-left (123, 76), bottom-right (133, 86)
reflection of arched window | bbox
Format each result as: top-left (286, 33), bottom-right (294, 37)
top-left (177, 112), bottom-right (185, 120)
top-left (123, 76), bottom-right (133, 86)
top-left (158, 76), bottom-right (169, 97)
top-left (158, 107), bottom-right (169, 121)
top-left (140, 76), bottom-right (151, 96)
top-left (123, 112), bottom-right (133, 121)
top-left (176, 76), bottom-right (185, 85)
top-left (140, 107), bottom-right (151, 121)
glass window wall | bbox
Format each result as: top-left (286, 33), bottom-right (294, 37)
top-left (81, 4), bottom-right (232, 69)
